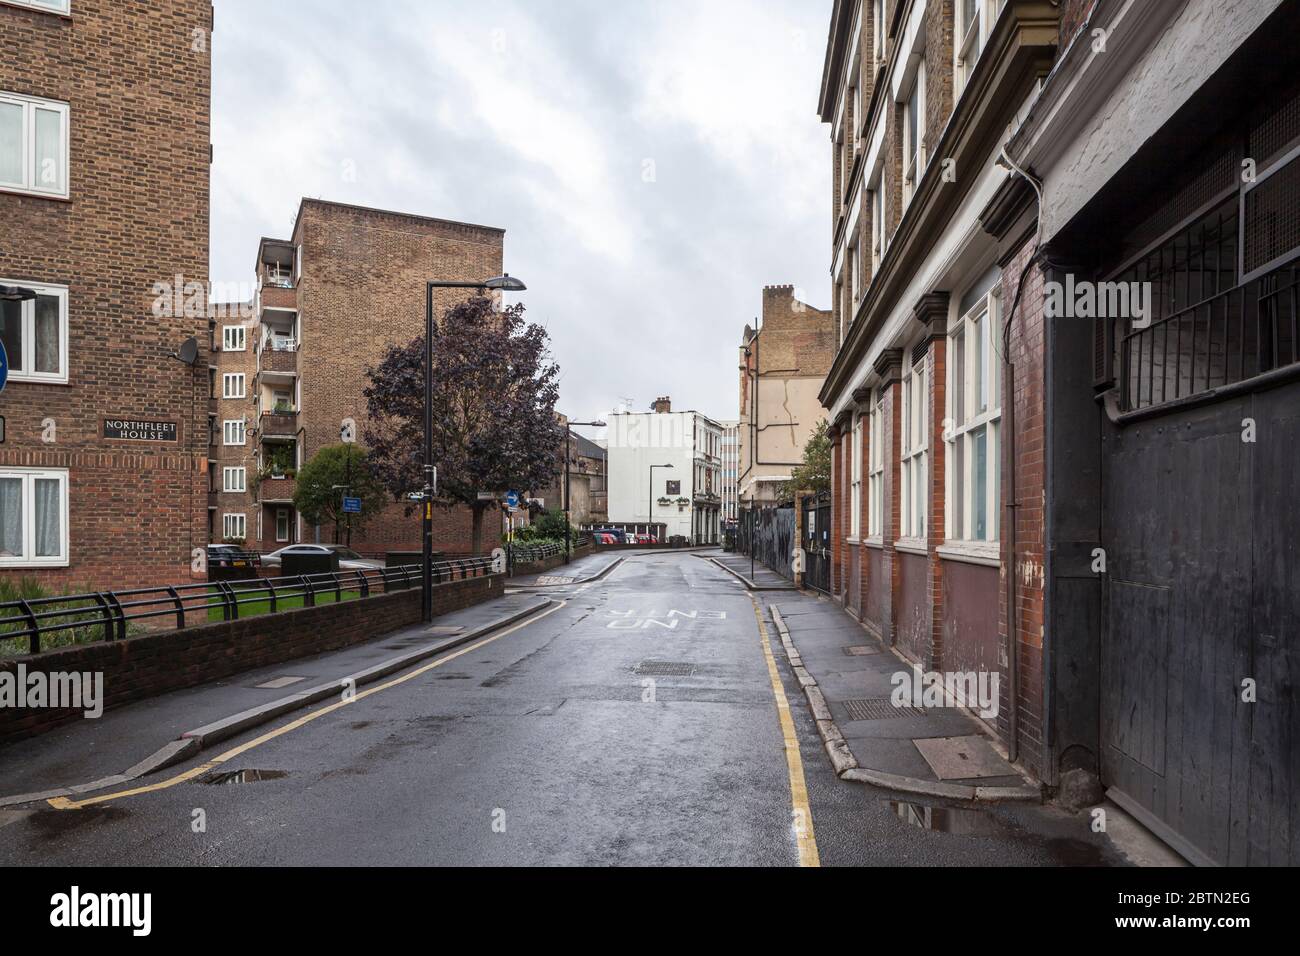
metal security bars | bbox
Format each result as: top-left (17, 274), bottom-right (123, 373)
top-left (0, 559), bottom-right (497, 656)
top-left (1120, 258), bottom-right (1300, 412)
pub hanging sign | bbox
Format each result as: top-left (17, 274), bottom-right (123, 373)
top-left (103, 418), bottom-right (179, 443)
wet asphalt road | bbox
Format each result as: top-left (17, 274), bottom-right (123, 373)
top-left (0, 552), bottom-right (1121, 866)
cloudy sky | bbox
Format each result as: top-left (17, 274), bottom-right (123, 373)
top-left (211, 0), bottom-right (832, 426)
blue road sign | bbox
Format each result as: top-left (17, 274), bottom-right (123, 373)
top-left (505, 490), bottom-right (521, 509)
top-left (0, 339), bottom-right (8, 395)
top-left (342, 496), bottom-right (362, 514)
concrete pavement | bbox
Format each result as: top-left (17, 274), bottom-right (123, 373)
top-left (0, 551), bottom-right (1132, 866)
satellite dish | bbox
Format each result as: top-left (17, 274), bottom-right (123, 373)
top-left (175, 337), bottom-right (199, 366)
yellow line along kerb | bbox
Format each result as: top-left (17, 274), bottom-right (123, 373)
top-left (49, 600), bottom-right (569, 810)
top-left (750, 595), bottom-right (820, 867)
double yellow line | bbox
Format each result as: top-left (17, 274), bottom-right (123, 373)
top-left (750, 596), bottom-right (820, 867)
top-left (50, 601), bottom-right (568, 810)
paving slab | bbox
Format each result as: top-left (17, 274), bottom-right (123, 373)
top-left (766, 595), bottom-right (1039, 801)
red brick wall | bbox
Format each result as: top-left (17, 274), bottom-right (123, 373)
top-left (998, 240), bottom-right (1048, 778)
top-left (0, 0), bottom-right (212, 591)
top-left (0, 572), bottom-right (504, 744)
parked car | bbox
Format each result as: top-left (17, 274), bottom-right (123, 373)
top-left (590, 528), bottom-right (626, 543)
top-left (262, 544), bottom-right (384, 571)
top-left (207, 543), bottom-right (258, 569)
top-left (632, 533), bottom-right (658, 544)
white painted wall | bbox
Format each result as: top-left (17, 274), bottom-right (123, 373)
top-left (606, 410), bottom-right (721, 541)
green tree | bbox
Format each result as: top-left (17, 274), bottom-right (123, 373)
top-left (516, 507), bottom-right (571, 543)
top-left (781, 420), bottom-right (831, 501)
top-left (293, 444), bottom-right (388, 544)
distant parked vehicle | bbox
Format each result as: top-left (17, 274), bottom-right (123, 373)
top-left (207, 543), bottom-right (258, 569)
top-left (262, 544), bottom-right (383, 571)
top-left (590, 528), bottom-right (626, 544)
top-left (632, 533), bottom-right (658, 544)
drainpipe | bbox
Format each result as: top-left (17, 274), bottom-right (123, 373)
top-left (997, 145), bottom-right (1045, 766)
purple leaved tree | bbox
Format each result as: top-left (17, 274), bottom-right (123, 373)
top-left (363, 295), bottom-right (563, 555)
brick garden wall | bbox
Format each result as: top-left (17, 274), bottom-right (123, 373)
top-left (0, 572), bottom-right (503, 745)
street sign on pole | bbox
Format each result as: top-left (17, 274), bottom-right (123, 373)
top-left (0, 340), bottom-right (8, 395)
top-left (342, 496), bottom-right (362, 515)
top-left (505, 490), bottom-right (521, 510)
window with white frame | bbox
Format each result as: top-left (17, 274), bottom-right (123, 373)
top-left (223, 419), bottom-right (245, 446)
top-left (899, 353), bottom-right (928, 540)
top-left (870, 182), bottom-right (885, 274)
top-left (872, 0), bottom-right (886, 64)
top-left (849, 233), bottom-right (861, 308)
top-left (8, 1), bottom-right (70, 13)
top-left (0, 280), bottom-right (67, 382)
top-left (222, 466), bottom-right (246, 493)
top-left (222, 372), bottom-right (245, 398)
top-left (0, 468), bottom-right (68, 566)
top-left (947, 280), bottom-right (1002, 543)
top-left (0, 91), bottom-right (68, 198)
top-left (902, 61), bottom-right (926, 208)
top-left (868, 395), bottom-right (883, 536)
top-left (222, 513), bottom-right (247, 542)
top-left (222, 325), bottom-right (246, 352)
top-left (275, 508), bottom-right (291, 543)
top-left (955, 0), bottom-right (1003, 96)
top-left (850, 415), bottom-right (863, 537)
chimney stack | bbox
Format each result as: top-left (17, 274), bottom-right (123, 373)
top-left (651, 396), bottom-right (672, 413)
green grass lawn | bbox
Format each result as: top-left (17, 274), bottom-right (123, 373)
top-left (205, 584), bottom-right (363, 622)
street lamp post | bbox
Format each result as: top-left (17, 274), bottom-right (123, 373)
top-left (421, 274), bottom-right (526, 623)
top-left (562, 419), bottom-right (606, 564)
top-left (649, 463), bottom-right (673, 545)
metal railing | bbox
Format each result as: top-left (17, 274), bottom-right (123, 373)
top-left (507, 541), bottom-right (565, 565)
top-left (0, 558), bottom-right (497, 656)
top-left (1121, 259), bottom-right (1300, 412)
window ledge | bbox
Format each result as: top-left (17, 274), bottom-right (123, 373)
top-left (863, 536), bottom-right (884, 549)
top-left (5, 376), bottom-right (71, 387)
top-left (893, 538), bottom-right (928, 556)
top-left (0, 186), bottom-right (71, 203)
top-left (938, 541), bottom-right (1000, 567)
top-left (0, 559), bottom-right (69, 569)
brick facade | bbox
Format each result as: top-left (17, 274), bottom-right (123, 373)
top-left (211, 199), bottom-right (509, 556)
top-left (819, 0), bottom-right (1060, 781)
top-left (0, 0), bottom-right (212, 591)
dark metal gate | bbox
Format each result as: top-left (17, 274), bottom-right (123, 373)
top-left (801, 492), bottom-right (830, 594)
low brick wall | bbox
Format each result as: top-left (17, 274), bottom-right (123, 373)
top-left (0, 573), bottom-right (502, 745)
top-left (510, 542), bottom-right (593, 576)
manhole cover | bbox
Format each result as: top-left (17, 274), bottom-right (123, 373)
top-left (841, 698), bottom-right (928, 721)
top-left (635, 660), bottom-right (696, 677)
top-left (198, 769), bottom-right (288, 786)
top-left (842, 645), bottom-right (878, 656)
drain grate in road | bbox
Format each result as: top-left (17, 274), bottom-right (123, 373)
top-left (634, 660), bottom-right (696, 677)
top-left (841, 697), bottom-right (928, 721)
top-left (842, 645), bottom-right (879, 656)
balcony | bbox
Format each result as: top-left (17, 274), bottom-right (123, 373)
top-left (260, 344), bottom-right (298, 375)
top-left (261, 410), bottom-right (299, 437)
top-left (258, 475), bottom-right (297, 504)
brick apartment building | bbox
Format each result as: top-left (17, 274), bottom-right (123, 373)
top-left (737, 285), bottom-right (835, 509)
top-left (209, 199), bottom-right (510, 555)
top-left (0, 0), bottom-right (212, 591)
top-left (818, 0), bottom-right (1299, 864)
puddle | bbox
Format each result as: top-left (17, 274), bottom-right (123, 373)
top-left (198, 769), bottom-right (288, 785)
top-left (889, 801), bottom-right (1005, 835)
